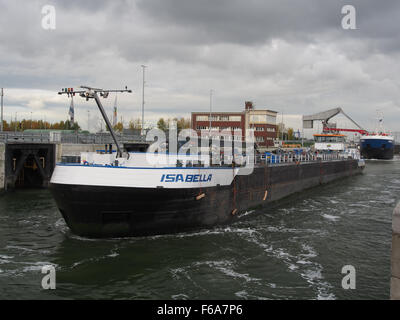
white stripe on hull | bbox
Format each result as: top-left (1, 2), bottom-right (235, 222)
top-left (50, 164), bottom-right (239, 189)
top-left (361, 135), bottom-right (394, 141)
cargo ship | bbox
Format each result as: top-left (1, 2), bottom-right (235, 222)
top-left (50, 149), bottom-right (365, 238)
top-left (360, 134), bottom-right (394, 160)
top-left (360, 115), bottom-right (394, 160)
top-left (50, 86), bottom-right (365, 238)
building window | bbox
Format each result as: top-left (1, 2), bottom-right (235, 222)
top-left (249, 125), bottom-right (264, 131)
top-left (196, 115), bottom-right (208, 121)
top-left (266, 115), bottom-right (276, 124)
top-left (256, 136), bottom-right (265, 142)
top-left (250, 115), bottom-right (267, 124)
top-left (249, 114), bottom-right (276, 124)
top-left (266, 127), bottom-right (275, 132)
top-left (195, 114), bottom-right (243, 122)
top-left (229, 116), bottom-right (241, 121)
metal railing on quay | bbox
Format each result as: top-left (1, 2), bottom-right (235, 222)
top-left (0, 131), bottom-right (146, 144)
top-left (0, 132), bottom-right (50, 143)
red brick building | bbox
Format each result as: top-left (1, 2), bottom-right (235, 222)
top-left (191, 102), bottom-right (278, 147)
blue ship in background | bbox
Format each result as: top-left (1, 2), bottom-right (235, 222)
top-left (360, 113), bottom-right (394, 160)
top-left (360, 134), bottom-right (394, 160)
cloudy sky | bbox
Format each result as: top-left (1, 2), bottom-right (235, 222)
top-left (0, 0), bottom-right (399, 134)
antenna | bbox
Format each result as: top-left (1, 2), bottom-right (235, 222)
top-left (58, 86), bottom-right (133, 157)
top-left (376, 108), bottom-right (385, 134)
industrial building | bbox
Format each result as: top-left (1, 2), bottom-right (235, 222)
top-left (191, 101), bottom-right (278, 147)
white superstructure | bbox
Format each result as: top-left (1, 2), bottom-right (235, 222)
top-left (313, 134), bottom-right (346, 151)
top-left (51, 152), bottom-right (241, 189)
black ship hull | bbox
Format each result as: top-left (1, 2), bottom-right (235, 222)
top-left (50, 183), bottom-right (234, 237)
top-left (50, 160), bottom-right (363, 238)
top-left (360, 147), bottom-right (394, 160)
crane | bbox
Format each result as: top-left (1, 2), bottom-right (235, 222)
top-left (58, 86), bottom-right (132, 157)
top-left (303, 107), bottom-right (368, 135)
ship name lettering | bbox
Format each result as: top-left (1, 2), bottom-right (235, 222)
top-left (160, 174), bottom-right (212, 183)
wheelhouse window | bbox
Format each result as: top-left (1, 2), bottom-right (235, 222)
top-left (314, 135), bottom-right (345, 143)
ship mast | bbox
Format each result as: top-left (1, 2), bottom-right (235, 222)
top-left (58, 86), bottom-right (132, 157)
top-left (112, 94), bottom-right (117, 127)
top-left (376, 110), bottom-right (385, 134)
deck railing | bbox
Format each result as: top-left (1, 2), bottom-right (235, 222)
top-left (0, 131), bottom-right (146, 144)
top-left (256, 151), bottom-right (360, 165)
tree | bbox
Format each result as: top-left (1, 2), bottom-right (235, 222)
top-left (64, 120), bottom-right (80, 130)
top-left (157, 118), bottom-right (168, 131)
top-left (277, 123), bottom-right (286, 140)
top-left (113, 122), bottom-right (124, 132)
top-left (129, 118), bottom-right (142, 130)
top-left (2, 119), bottom-right (80, 131)
top-left (1, 120), bottom-right (8, 130)
top-left (174, 117), bottom-right (191, 131)
top-left (287, 128), bottom-right (294, 140)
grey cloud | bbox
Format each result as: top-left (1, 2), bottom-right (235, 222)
top-left (136, 0), bottom-right (338, 44)
top-left (136, 0), bottom-right (400, 54)
top-left (0, 0), bottom-right (399, 131)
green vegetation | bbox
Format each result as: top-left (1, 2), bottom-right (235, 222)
top-left (1, 119), bottom-right (81, 132)
top-left (157, 117), bottom-right (190, 131)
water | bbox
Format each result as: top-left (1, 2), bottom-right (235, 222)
top-left (0, 159), bottom-right (399, 300)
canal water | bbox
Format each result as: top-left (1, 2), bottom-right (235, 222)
top-left (0, 159), bottom-right (399, 300)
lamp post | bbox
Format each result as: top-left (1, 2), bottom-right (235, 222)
top-left (87, 110), bottom-right (90, 132)
top-left (209, 89), bottom-right (213, 136)
top-left (0, 88), bottom-right (3, 132)
top-left (141, 65), bottom-right (147, 136)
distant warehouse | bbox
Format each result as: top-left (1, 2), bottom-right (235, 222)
top-left (191, 101), bottom-right (278, 147)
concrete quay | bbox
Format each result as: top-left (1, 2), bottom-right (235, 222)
top-left (0, 142), bottom-right (112, 191)
top-left (391, 201), bottom-right (400, 299)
